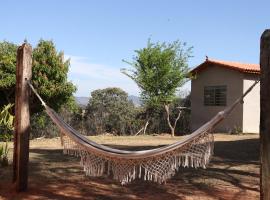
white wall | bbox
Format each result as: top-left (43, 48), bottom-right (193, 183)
top-left (242, 74), bottom-right (260, 133)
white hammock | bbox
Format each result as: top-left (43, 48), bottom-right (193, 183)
top-left (28, 81), bottom-right (258, 184)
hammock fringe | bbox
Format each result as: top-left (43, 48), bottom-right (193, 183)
top-left (61, 132), bottom-right (214, 184)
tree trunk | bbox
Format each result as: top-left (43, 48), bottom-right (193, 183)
top-left (260, 29), bottom-right (270, 200)
top-left (134, 127), bottom-right (143, 136)
top-left (164, 104), bottom-right (183, 137)
top-left (173, 110), bottom-right (182, 130)
top-left (143, 119), bottom-right (149, 135)
top-left (134, 120), bottom-right (150, 136)
top-left (164, 104), bottom-right (175, 137)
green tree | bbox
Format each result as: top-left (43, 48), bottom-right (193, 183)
top-left (85, 87), bottom-right (136, 135)
top-left (0, 40), bottom-right (76, 113)
top-left (122, 40), bottom-right (192, 136)
top-left (0, 42), bottom-right (17, 106)
top-left (32, 40), bottom-right (76, 112)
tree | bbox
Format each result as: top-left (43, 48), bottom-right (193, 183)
top-left (85, 87), bottom-right (137, 135)
top-left (0, 40), bottom-right (76, 113)
top-left (32, 40), bottom-right (76, 112)
top-left (122, 40), bottom-right (192, 136)
top-left (0, 42), bottom-right (17, 106)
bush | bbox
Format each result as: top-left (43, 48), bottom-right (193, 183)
top-left (0, 104), bottom-right (14, 166)
top-left (85, 88), bottom-right (139, 135)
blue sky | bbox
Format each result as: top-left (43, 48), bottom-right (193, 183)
top-left (1, 0), bottom-right (269, 96)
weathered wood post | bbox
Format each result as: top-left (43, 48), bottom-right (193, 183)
top-left (13, 43), bottom-right (32, 192)
top-left (260, 29), bottom-right (270, 200)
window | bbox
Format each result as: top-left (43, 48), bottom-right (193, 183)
top-left (204, 85), bottom-right (227, 106)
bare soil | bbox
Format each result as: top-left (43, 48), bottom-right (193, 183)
top-left (0, 134), bottom-right (260, 200)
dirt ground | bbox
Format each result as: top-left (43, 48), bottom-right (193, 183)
top-left (0, 134), bottom-right (260, 200)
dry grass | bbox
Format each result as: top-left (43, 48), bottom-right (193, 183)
top-left (29, 134), bottom-right (184, 149)
top-left (0, 133), bottom-right (260, 200)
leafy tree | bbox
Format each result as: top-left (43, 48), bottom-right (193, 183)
top-left (32, 40), bottom-right (76, 112)
top-left (122, 40), bottom-right (192, 136)
top-left (0, 40), bottom-right (76, 113)
top-left (0, 42), bottom-right (17, 106)
top-left (85, 87), bottom-right (137, 135)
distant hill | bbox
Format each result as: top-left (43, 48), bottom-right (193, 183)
top-left (75, 97), bottom-right (89, 108)
top-left (128, 95), bottom-right (141, 107)
top-left (75, 95), bottom-right (141, 108)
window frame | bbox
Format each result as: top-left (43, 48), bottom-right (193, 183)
top-left (204, 85), bottom-right (227, 106)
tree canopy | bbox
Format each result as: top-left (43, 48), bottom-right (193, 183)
top-left (122, 40), bottom-right (192, 136)
top-left (0, 40), bottom-right (76, 113)
top-left (122, 40), bottom-right (192, 106)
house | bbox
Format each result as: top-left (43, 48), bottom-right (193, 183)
top-left (190, 58), bottom-right (260, 133)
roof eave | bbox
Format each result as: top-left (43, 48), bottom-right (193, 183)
top-left (190, 60), bottom-right (260, 75)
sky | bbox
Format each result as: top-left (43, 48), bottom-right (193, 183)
top-left (1, 0), bottom-right (269, 97)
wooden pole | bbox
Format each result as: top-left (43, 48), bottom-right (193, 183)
top-left (13, 43), bottom-right (32, 192)
top-left (260, 29), bottom-right (270, 200)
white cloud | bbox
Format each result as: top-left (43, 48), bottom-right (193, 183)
top-left (65, 55), bottom-right (191, 98)
top-left (65, 55), bottom-right (140, 97)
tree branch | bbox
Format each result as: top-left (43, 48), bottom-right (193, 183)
top-left (164, 104), bottom-right (174, 136)
top-left (173, 110), bottom-right (182, 130)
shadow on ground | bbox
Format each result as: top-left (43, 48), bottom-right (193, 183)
top-left (0, 137), bottom-right (259, 200)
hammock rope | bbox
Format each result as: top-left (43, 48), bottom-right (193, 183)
top-left (27, 80), bottom-right (259, 184)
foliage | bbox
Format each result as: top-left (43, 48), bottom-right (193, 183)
top-left (122, 39), bottom-right (192, 136)
top-left (231, 126), bottom-right (243, 135)
top-left (0, 104), bottom-right (14, 141)
top-left (122, 39), bottom-right (192, 106)
top-left (32, 40), bottom-right (76, 112)
top-left (0, 142), bottom-right (9, 166)
top-left (0, 42), bottom-right (17, 107)
top-left (59, 97), bottom-right (85, 134)
top-left (30, 112), bottom-right (58, 138)
top-left (85, 87), bottom-right (138, 135)
top-left (0, 104), bottom-right (14, 166)
top-left (0, 40), bottom-right (76, 113)
top-left (0, 104), bottom-right (14, 132)
top-left (30, 96), bottom-right (81, 138)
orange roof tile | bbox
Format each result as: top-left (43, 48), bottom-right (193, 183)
top-left (190, 58), bottom-right (260, 75)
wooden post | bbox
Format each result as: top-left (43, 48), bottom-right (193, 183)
top-left (260, 29), bottom-right (270, 200)
top-left (13, 43), bottom-right (32, 192)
